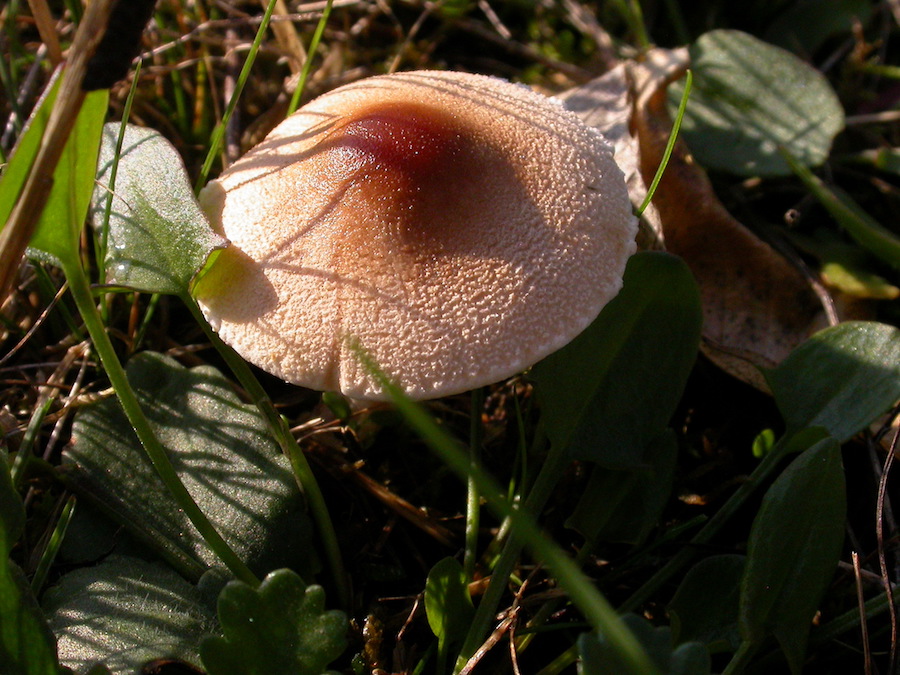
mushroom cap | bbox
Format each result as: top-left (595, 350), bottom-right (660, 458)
top-left (194, 70), bottom-right (637, 400)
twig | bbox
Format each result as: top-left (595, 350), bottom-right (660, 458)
top-left (223, 27), bottom-right (241, 165)
top-left (459, 609), bottom-right (518, 675)
top-left (43, 343), bottom-right (92, 461)
top-left (263, 0), bottom-right (306, 73)
top-left (26, 0), bottom-right (63, 65)
top-left (853, 550), bottom-right (874, 675)
top-left (877, 421), bottom-right (900, 675)
top-left (561, 0), bottom-right (619, 69)
top-left (847, 110), bottom-right (900, 125)
top-left (477, 0), bottom-right (511, 40)
top-left (0, 278), bottom-right (70, 368)
top-left (840, 557), bottom-right (900, 588)
top-left (338, 460), bottom-right (456, 546)
top-left (0, 0), bottom-right (117, 306)
top-left (509, 606), bottom-right (523, 675)
top-left (138, 3), bottom-right (362, 61)
top-left (450, 9), bottom-right (592, 81)
top-left (388, 0), bottom-right (440, 74)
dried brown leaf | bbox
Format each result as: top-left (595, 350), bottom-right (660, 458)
top-left (630, 49), bottom-right (830, 389)
top-left (564, 49), bottom-right (840, 390)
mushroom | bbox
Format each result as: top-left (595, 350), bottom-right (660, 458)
top-left (193, 70), bottom-right (637, 401)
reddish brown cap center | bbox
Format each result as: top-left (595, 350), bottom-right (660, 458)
top-left (336, 101), bottom-right (468, 179)
top-left (314, 100), bottom-right (499, 250)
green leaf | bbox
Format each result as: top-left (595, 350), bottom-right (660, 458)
top-left (1, 450), bottom-right (60, 675)
top-left (670, 29), bottom-right (844, 176)
top-left (200, 569), bottom-right (346, 675)
top-left (0, 76), bottom-right (60, 230)
top-left (28, 89), bottom-right (109, 266)
top-left (43, 555), bottom-right (217, 674)
top-left (425, 557), bottom-right (475, 650)
top-left (567, 430), bottom-right (677, 546)
top-left (579, 615), bottom-right (711, 675)
top-left (739, 437), bottom-right (845, 673)
top-left (1, 450), bottom-right (25, 552)
top-left (821, 261), bottom-right (899, 300)
top-left (668, 555), bottom-right (745, 653)
top-left (765, 321), bottom-right (900, 441)
top-left (1, 559), bottom-right (60, 675)
top-left (531, 251), bottom-right (701, 467)
top-left (764, 0), bottom-right (872, 54)
top-left (751, 429), bottom-right (776, 459)
top-left (856, 147), bottom-right (900, 176)
top-left (784, 149), bottom-right (900, 270)
top-left (791, 227), bottom-right (900, 299)
top-left (65, 352), bottom-right (315, 577)
top-left (92, 123), bottom-right (227, 294)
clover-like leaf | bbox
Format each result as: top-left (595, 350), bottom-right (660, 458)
top-left (579, 614), bottom-right (711, 675)
top-left (92, 123), bottom-right (227, 294)
top-left (201, 569), bottom-right (346, 675)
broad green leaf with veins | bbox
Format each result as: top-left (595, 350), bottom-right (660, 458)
top-left (92, 123), bottom-right (227, 294)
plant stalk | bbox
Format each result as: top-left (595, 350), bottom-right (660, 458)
top-left (65, 261), bottom-right (258, 586)
top-left (456, 437), bottom-right (570, 668)
top-left (286, 0), bottom-right (334, 115)
top-left (183, 294), bottom-right (350, 606)
top-left (355, 347), bottom-right (659, 675)
top-left (463, 388), bottom-right (484, 581)
top-left (195, 0), bottom-right (278, 190)
top-left (721, 639), bottom-right (759, 675)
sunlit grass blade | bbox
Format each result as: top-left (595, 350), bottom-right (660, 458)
top-left (287, 0), bottom-right (334, 115)
top-left (638, 69), bottom-right (692, 216)
top-left (351, 342), bottom-right (660, 675)
top-left (195, 0), bottom-right (278, 190)
top-left (96, 60), bottom-right (143, 287)
top-left (463, 387), bottom-right (484, 581)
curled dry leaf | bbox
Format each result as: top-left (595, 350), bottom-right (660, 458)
top-left (560, 64), bottom-right (663, 251)
top-left (565, 49), bottom-right (833, 390)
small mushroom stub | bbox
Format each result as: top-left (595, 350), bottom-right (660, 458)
top-left (194, 70), bottom-right (637, 400)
